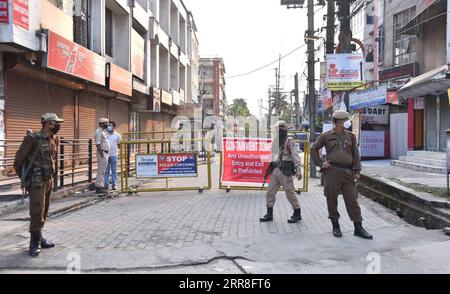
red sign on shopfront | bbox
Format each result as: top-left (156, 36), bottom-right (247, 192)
top-left (108, 63), bottom-right (132, 96)
top-left (13, 0), bottom-right (29, 30)
top-left (0, 0), bottom-right (8, 24)
top-left (47, 31), bottom-right (106, 86)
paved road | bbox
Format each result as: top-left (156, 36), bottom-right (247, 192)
top-left (0, 163), bottom-right (449, 274)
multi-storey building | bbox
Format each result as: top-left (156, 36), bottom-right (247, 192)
top-left (199, 57), bottom-right (226, 118)
top-left (394, 0), bottom-right (450, 153)
top-left (0, 0), bottom-right (200, 173)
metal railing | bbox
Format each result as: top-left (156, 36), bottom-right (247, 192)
top-left (0, 138), bottom-right (94, 192)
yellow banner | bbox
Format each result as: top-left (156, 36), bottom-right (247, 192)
top-left (328, 81), bottom-right (365, 91)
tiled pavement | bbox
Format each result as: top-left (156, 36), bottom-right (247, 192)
top-left (0, 163), bottom-right (449, 273)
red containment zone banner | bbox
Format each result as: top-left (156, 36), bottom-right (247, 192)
top-left (222, 138), bottom-right (273, 184)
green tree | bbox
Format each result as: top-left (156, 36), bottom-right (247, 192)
top-left (227, 98), bottom-right (252, 117)
top-left (270, 94), bottom-right (289, 117)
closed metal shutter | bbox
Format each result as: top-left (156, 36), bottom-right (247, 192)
top-left (440, 94), bottom-right (450, 151)
top-left (110, 99), bottom-right (129, 135)
top-left (425, 96), bottom-right (437, 151)
top-left (5, 73), bottom-right (75, 158)
top-left (78, 93), bottom-right (108, 140)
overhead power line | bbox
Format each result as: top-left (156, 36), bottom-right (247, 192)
top-left (226, 43), bottom-right (308, 79)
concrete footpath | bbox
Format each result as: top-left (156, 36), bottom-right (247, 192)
top-left (360, 160), bottom-right (450, 229)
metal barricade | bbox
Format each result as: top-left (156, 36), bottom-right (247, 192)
top-left (0, 137), bottom-right (94, 192)
top-left (119, 138), bottom-right (212, 193)
top-left (218, 138), bottom-right (310, 193)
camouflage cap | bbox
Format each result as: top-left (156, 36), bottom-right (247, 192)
top-left (332, 110), bottom-right (350, 120)
top-left (41, 113), bottom-right (64, 123)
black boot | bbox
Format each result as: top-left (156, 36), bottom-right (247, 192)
top-left (288, 208), bottom-right (302, 223)
top-left (331, 219), bottom-right (342, 238)
top-left (39, 232), bottom-right (55, 249)
top-left (354, 222), bottom-right (373, 240)
top-left (260, 207), bottom-right (273, 222)
top-left (29, 232), bottom-right (41, 257)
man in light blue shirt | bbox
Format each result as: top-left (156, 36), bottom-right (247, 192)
top-left (105, 121), bottom-right (121, 190)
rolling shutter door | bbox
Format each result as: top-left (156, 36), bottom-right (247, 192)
top-left (425, 96), bottom-right (437, 151)
top-left (78, 93), bottom-right (108, 140)
top-left (110, 99), bottom-right (129, 135)
top-left (440, 94), bottom-right (450, 151)
top-left (5, 73), bottom-right (75, 158)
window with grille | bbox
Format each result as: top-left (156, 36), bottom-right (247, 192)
top-left (393, 7), bottom-right (417, 66)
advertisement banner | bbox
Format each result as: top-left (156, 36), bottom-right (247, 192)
top-left (47, 31), bottom-right (106, 85)
top-left (108, 63), bottom-right (132, 96)
top-left (322, 90), bottom-right (333, 110)
top-left (326, 54), bottom-right (364, 91)
top-left (222, 138), bottom-right (273, 184)
top-left (172, 90), bottom-right (180, 106)
top-left (361, 106), bottom-right (389, 125)
top-left (13, 0), bottom-right (28, 30)
top-left (387, 91), bottom-right (399, 105)
top-left (414, 97), bottom-right (425, 110)
top-left (349, 85), bottom-right (387, 111)
top-left (131, 29), bottom-right (145, 79)
top-left (136, 153), bottom-right (197, 178)
top-left (161, 89), bottom-right (172, 106)
top-left (361, 131), bottom-right (385, 157)
top-left (0, 0), bottom-right (8, 24)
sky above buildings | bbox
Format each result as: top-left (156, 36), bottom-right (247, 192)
top-left (184, 0), bottom-right (326, 118)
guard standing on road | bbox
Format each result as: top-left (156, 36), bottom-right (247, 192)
top-left (260, 121), bottom-right (303, 223)
top-left (311, 110), bottom-right (373, 240)
top-left (95, 118), bottom-right (110, 194)
top-left (14, 113), bottom-right (64, 257)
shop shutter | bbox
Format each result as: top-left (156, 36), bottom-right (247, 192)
top-left (78, 92), bottom-right (108, 140)
top-left (440, 94), bottom-right (450, 151)
top-left (5, 73), bottom-right (75, 159)
top-left (110, 99), bottom-right (130, 136)
top-left (425, 96), bottom-right (437, 151)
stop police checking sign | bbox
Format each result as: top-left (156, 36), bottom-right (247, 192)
top-left (136, 153), bottom-right (197, 178)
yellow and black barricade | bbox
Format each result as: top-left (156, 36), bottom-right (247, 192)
top-left (119, 137), bottom-right (212, 194)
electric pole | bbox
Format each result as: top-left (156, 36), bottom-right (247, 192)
top-left (307, 0), bottom-right (317, 178)
top-left (294, 73), bottom-right (300, 130)
top-left (336, 0), bottom-right (352, 53)
top-left (326, 0), bottom-right (335, 54)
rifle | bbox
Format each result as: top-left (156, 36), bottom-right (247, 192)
top-left (261, 162), bottom-right (276, 190)
top-left (19, 134), bottom-right (43, 204)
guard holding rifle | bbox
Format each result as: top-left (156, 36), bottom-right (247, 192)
top-left (14, 113), bottom-right (63, 257)
top-left (311, 110), bottom-right (373, 240)
top-left (260, 121), bottom-right (303, 224)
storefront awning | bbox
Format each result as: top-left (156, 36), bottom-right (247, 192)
top-left (398, 65), bottom-right (450, 98)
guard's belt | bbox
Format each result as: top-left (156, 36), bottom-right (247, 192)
top-left (330, 162), bottom-right (353, 170)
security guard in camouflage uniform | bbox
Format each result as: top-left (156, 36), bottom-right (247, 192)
top-left (260, 121), bottom-right (303, 224)
top-left (14, 113), bottom-right (63, 257)
top-left (311, 110), bottom-right (373, 240)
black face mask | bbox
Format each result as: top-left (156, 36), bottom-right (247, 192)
top-left (101, 123), bottom-right (108, 130)
top-left (279, 129), bottom-right (288, 147)
top-left (51, 123), bottom-right (61, 135)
